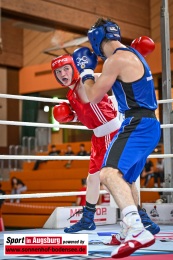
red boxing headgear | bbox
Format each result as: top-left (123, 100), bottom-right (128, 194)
top-left (51, 54), bottom-right (79, 87)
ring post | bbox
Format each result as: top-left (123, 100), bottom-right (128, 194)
top-left (160, 0), bottom-right (173, 202)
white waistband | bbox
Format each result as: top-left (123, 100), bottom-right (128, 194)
top-left (93, 117), bottom-right (121, 137)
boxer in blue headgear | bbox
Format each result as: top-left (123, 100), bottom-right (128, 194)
top-left (72, 17), bottom-right (161, 259)
top-left (87, 18), bottom-right (121, 60)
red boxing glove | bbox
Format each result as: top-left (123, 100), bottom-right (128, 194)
top-left (131, 36), bottom-right (155, 57)
top-left (53, 102), bottom-right (75, 123)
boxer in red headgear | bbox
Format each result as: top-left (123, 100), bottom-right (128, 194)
top-left (51, 54), bottom-right (79, 87)
top-left (51, 53), bottom-right (121, 233)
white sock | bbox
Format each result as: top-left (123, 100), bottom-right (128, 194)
top-left (122, 205), bottom-right (143, 229)
top-left (122, 205), bottom-right (138, 218)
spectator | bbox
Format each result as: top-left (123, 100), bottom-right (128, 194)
top-left (76, 178), bottom-right (87, 206)
top-left (48, 144), bottom-right (61, 156)
top-left (64, 145), bottom-right (74, 168)
top-left (76, 144), bottom-right (89, 156)
top-left (64, 144), bottom-right (74, 155)
top-left (0, 183), bottom-right (5, 208)
top-left (32, 144), bottom-right (61, 170)
top-left (10, 177), bottom-right (27, 203)
top-left (154, 158), bottom-right (165, 197)
top-left (141, 158), bottom-right (155, 187)
top-left (154, 158), bottom-right (165, 188)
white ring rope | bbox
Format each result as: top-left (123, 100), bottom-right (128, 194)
top-left (149, 154), bottom-right (173, 158)
top-left (157, 98), bottom-right (173, 104)
top-left (0, 188), bottom-right (173, 200)
top-left (140, 188), bottom-right (172, 192)
top-left (0, 154), bottom-right (172, 160)
top-left (0, 120), bottom-right (88, 130)
top-left (0, 120), bottom-right (172, 130)
top-left (0, 155), bottom-right (90, 160)
top-left (0, 93), bottom-right (68, 103)
top-left (0, 190), bottom-right (108, 200)
top-left (160, 124), bottom-right (173, 129)
top-left (0, 93), bottom-right (171, 105)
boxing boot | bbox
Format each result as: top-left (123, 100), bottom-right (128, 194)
top-left (103, 221), bottom-right (127, 245)
top-left (111, 213), bottom-right (155, 258)
top-left (139, 208), bottom-right (160, 235)
top-left (64, 207), bottom-right (96, 233)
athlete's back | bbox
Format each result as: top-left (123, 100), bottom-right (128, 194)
top-left (112, 47), bottom-right (157, 114)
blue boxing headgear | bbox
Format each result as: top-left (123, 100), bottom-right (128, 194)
top-left (88, 19), bottom-right (121, 60)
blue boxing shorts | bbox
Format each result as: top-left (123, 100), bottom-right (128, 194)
top-left (102, 112), bottom-right (161, 184)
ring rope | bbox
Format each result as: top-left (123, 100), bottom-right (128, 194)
top-left (140, 188), bottom-right (172, 192)
top-left (0, 119), bottom-right (172, 130)
top-left (0, 93), bottom-right (171, 105)
top-left (160, 124), bottom-right (173, 129)
top-left (156, 98), bottom-right (173, 104)
top-left (0, 120), bottom-right (88, 130)
top-left (0, 94), bottom-right (68, 103)
top-left (0, 188), bottom-right (172, 200)
top-left (0, 154), bottom-right (171, 160)
top-left (0, 155), bottom-right (90, 160)
top-left (0, 190), bottom-right (108, 200)
top-left (149, 154), bottom-right (173, 158)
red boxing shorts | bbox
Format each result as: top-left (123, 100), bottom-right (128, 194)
top-left (89, 130), bottom-right (118, 174)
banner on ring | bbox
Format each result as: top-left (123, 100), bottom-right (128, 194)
top-left (43, 206), bottom-right (117, 229)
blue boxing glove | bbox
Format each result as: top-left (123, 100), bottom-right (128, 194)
top-left (73, 47), bottom-right (98, 83)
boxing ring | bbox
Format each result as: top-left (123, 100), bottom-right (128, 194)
top-left (0, 94), bottom-right (173, 260)
top-left (0, 0), bottom-right (173, 259)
